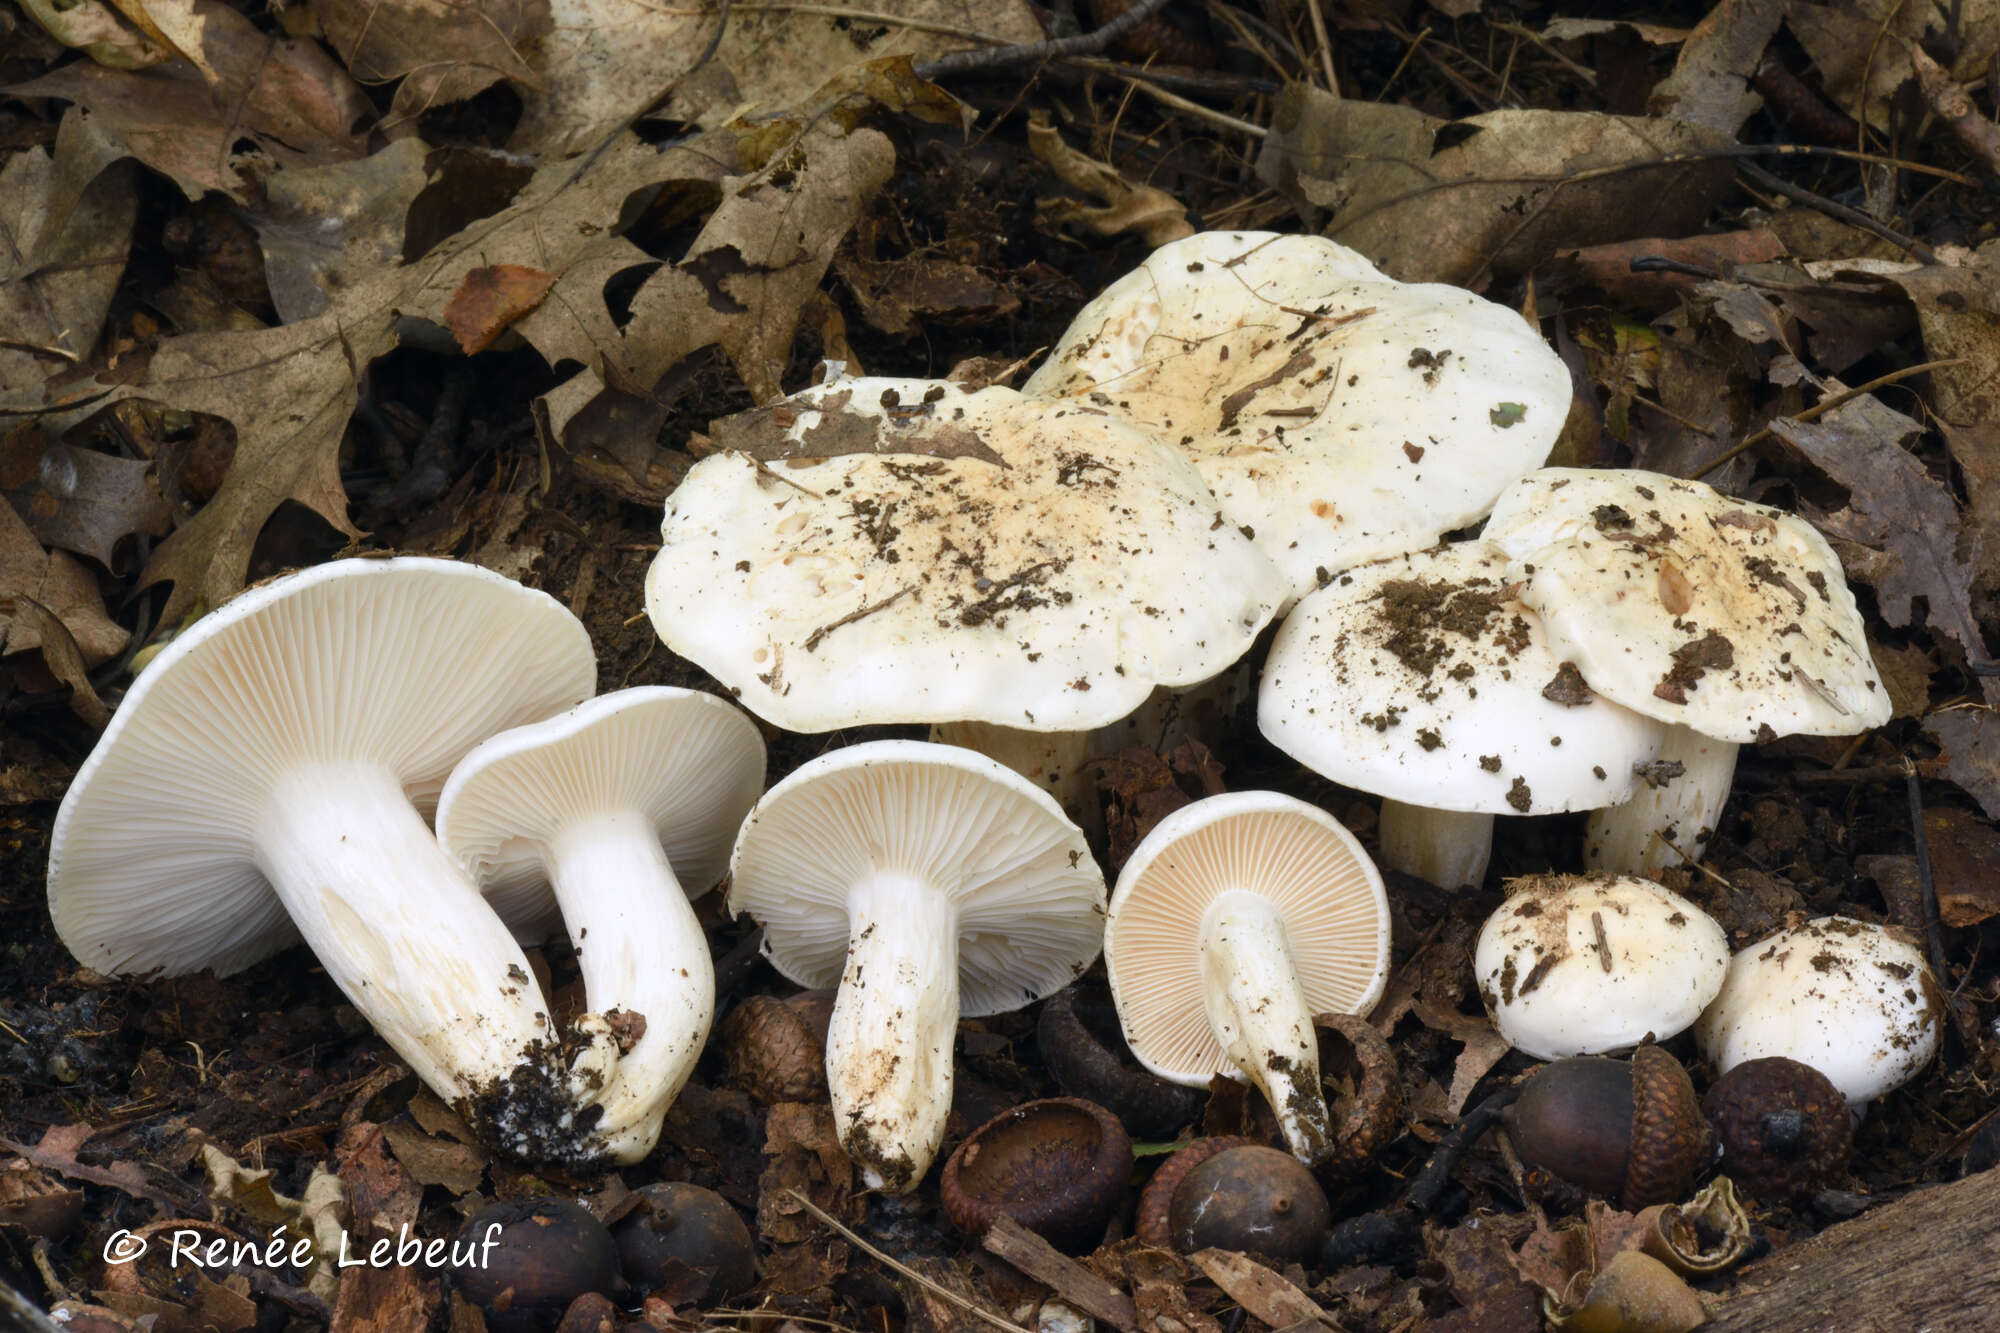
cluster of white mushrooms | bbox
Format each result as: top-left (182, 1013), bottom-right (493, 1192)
top-left (46, 230), bottom-right (1932, 1194)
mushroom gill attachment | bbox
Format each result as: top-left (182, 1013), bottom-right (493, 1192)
top-left (1702, 1057), bottom-right (1851, 1203)
top-left (940, 1097), bottom-right (1134, 1254)
top-left (612, 1182), bottom-right (757, 1305)
top-left (722, 991), bottom-right (836, 1106)
top-left (1505, 1046), bottom-right (1708, 1209)
top-left (1038, 986), bottom-right (1204, 1139)
top-left (450, 1200), bottom-right (620, 1333)
top-left (1166, 1145), bottom-right (1330, 1263)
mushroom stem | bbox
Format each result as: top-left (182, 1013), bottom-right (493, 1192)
top-left (254, 764), bottom-right (557, 1108)
top-left (1376, 802), bottom-right (1493, 889)
top-left (546, 809), bottom-right (715, 1164)
top-left (1584, 726), bottom-right (1739, 875)
top-left (826, 872), bottom-right (961, 1193)
top-left (1198, 889), bottom-right (1334, 1166)
top-left (929, 722), bottom-right (1096, 834)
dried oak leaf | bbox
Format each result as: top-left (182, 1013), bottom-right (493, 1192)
top-left (445, 264), bottom-right (560, 355)
top-left (1924, 710), bottom-right (2000, 824)
top-left (4, 439), bottom-right (171, 568)
top-left (308, 0), bottom-right (546, 125)
top-left (1255, 87), bottom-right (1736, 286)
top-left (0, 495), bottom-right (128, 667)
top-left (1786, 0), bottom-right (2000, 129)
top-left (1645, 0), bottom-right (1786, 135)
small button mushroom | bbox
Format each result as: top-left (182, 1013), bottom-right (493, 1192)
top-left (612, 1182), bottom-right (757, 1306)
top-left (451, 1200), bottom-right (620, 1333)
top-left (1166, 1145), bottom-right (1331, 1263)
top-left (1476, 874), bottom-right (1729, 1060)
top-left (940, 1097), bottom-right (1134, 1253)
top-left (1695, 916), bottom-right (1942, 1107)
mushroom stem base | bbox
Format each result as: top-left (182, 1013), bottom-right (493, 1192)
top-left (1199, 889), bottom-right (1334, 1166)
top-left (548, 809), bottom-right (714, 1164)
top-left (1584, 727), bottom-right (1739, 875)
top-left (1377, 802), bottom-right (1493, 890)
top-left (826, 873), bottom-right (961, 1193)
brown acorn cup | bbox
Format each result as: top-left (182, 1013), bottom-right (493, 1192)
top-left (940, 1097), bottom-right (1134, 1254)
top-left (1505, 1044), bottom-right (1709, 1210)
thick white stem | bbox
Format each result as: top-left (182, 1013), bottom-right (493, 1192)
top-left (1377, 801), bottom-right (1494, 890)
top-left (254, 764), bottom-right (554, 1104)
top-left (930, 721), bottom-right (1096, 834)
top-left (1584, 726), bottom-right (1740, 875)
top-left (1199, 889), bottom-right (1333, 1166)
top-left (826, 872), bottom-right (960, 1193)
top-left (546, 809), bottom-right (713, 1164)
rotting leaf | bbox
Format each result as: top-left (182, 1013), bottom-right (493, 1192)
top-left (4, 440), bottom-right (171, 568)
top-left (1925, 710), bottom-right (2000, 824)
top-left (1028, 111), bottom-right (1195, 248)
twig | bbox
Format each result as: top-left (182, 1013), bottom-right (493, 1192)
top-left (1905, 39), bottom-right (2000, 177)
top-left (1905, 758), bottom-right (1950, 985)
top-left (915, 0), bottom-right (1173, 79)
top-left (1737, 162), bottom-right (1938, 263)
top-left (783, 1190), bottom-right (1034, 1333)
top-left (1689, 358), bottom-right (1966, 478)
top-left (1301, 0), bottom-right (1338, 95)
top-left (802, 586), bottom-right (913, 651)
top-left (1066, 62), bottom-right (1268, 138)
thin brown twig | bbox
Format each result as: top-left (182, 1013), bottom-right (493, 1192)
top-left (1068, 62), bottom-right (1268, 138)
top-left (1301, 0), bottom-right (1338, 95)
top-left (783, 1190), bottom-right (1034, 1333)
top-left (1737, 161), bottom-right (1938, 263)
top-left (915, 0), bottom-right (1173, 79)
top-left (1689, 358), bottom-right (1966, 479)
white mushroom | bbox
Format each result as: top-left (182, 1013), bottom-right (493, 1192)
top-left (1475, 874), bottom-right (1729, 1060)
top-left (1023, 230), bottom-right (1572, 602)
top-left (1482, 468), bottom-right (1891, 874)
top-left (728, 740), bottom-right (1106, 1192)
top-left (1695, 917), bottom-right (1941, 1107)
top-left (435, 687), bottom-right (767, 1163)
top-left (46, 558), bottom-right (598, 1159)
top-left (1104, 792), bottom-right (1391, 1165)
top-left (1258, 542), bottom-right (1665, 889)
top-left (645, 375), bottom-right (1286, 823)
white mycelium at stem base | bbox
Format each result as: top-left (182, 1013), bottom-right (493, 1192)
top-left (1584, 725), bottom-right (1741, 876)
top-left (543, 810), bottom-right (714, 1158)
top-left (826, 873), bottom-right (962, 1191)
top-left (257, 764), bottom-right (558, 1105)
top-left (1376, 803), bottom-right (1496, 892)
top-left (1199, 890), bottom-right (1333, 1164)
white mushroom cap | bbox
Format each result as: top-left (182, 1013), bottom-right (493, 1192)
top-left (1474, 874), bottom-right (1730, 1061)
top-left (49, 557), bottom-right (596, 976)
top-left (435, 686), bottom-right (766, 1163)
top-left (1695, 916), bottom-right (1942, 1106)
top-left (1481, 468), bottom-right (1890, 742)
top-left (1022, 231), bottom-right (1572, 600)
top-left (1259, 542), bottom-right (1666, 815)
top-left (729, 740), bottom-right (1105, 1190)
top-left (438, 686), bottom-right (765, 939)
top-left (646, 376), bottom-right (1285, 733)
top-left (1105, 792), bottom-right (1390, 1094)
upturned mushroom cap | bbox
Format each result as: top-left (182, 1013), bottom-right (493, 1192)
top-left (1105, 792), bottom-right (1391, 1084)
top-left (1259, 542), bottom-right (1666, 814)
top-left (728, 740), bottom-right (1106, 1012)
top-left (1695, 916), bottom-right (1942, 1105)
top-left (646, 376), bottom-right (1285, 733)
top-left (1022, 231), bottom-right (1571, 600)
top-left (49, 557), bottom-right (596, 976)
top-left (1481, 468), bottom-right (1890, 742)
top-left (1476, 874), bottom-right (1729, 1060)
top-left (436, 686), bottom-right (766, 939)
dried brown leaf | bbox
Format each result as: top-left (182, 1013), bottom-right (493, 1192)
top-left (256, 139), bottom-right (433, 324)
top-left (308, 0), bottom-right (546, 125)
top-left (444, 264), bottom-right (560, 355)
top-left (1924, 709), bottom-right (2000, 823)
top-left (0, 496), bottom-right (127, 666)
top-left (1647, 0), bottom-right (1784, 134)
top-left (5, 441), bottom-right (170, 568)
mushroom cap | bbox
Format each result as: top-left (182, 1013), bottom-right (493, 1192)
top-left (48, 557), bottom-right (596, 978)
top-left (1104, 791), bottom-right (1391, 1085)
top-left (1021, 231), bottom-right (1572, 600)
top-left (1258, 542), bottom-right (1666, 813)
top-left (1482, 468), bottom-right (1890, 742)
top-left (1476, 874), bottom-right (1729, 1060)
top-left (1694, 916), bottom-right (1942, 1105)
top-left (436, 686), bottom-right (766, 939)
top-left (727, 740), bottom-right (1106, 1017)
top-left (646, 376), bottom-right (1285, 733)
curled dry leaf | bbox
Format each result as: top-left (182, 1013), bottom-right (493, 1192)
top-left (444, 265), bottom-right (560, 355)
top-left (1028, 112), bottom-right (1194, 249)
top-left (307, 0), bottom-right (545, 127)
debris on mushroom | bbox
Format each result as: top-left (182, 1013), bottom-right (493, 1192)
top-left (436, 687), bottom-right (768, 1163)
top-left (644, 374), bottom-right (1286, 822)
top-left (46, 558), bottom-right (598, 1161)
top-left (1259, 542), bottom-right (1667, 888)
top-left (1476, 874), bottom-right (1729, 1060)
top-left (728, 740), bottom-right (1106, 1192)
top-left (1695, 916), bottom-right (1942, 1107)
top-left (1482, 468), bottom-right (1890, 874)
top-left (1023, 230), bottom-right (1572, 601)
top-left (1104, 791), bottom-right (1391, 1166)
top-left (940, 1097), bottom-right (1133, 1253)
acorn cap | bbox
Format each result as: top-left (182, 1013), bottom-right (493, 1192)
top-left (940, 1097), bottom-right (1134, 1253)
top-left (1626, 1044), bottom-right (1709, 1209)
top-left (1507, 1046), bottom-right (1708, 1210)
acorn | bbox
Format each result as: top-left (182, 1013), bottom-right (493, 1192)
top-left (1166, 1145), bottom-right (1330, 1263)
top-left (612, 1182), bottom-right (757, 1305)
top-left (1702, 1057), bottom-right (1851, 1202)
top-left (1503, 1045), bottom-right (1709, 1209)
top-left (1135, 1136), bottom-right (1257, 1246)
top-left (450, 1200), bottom-right (620, 1333)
